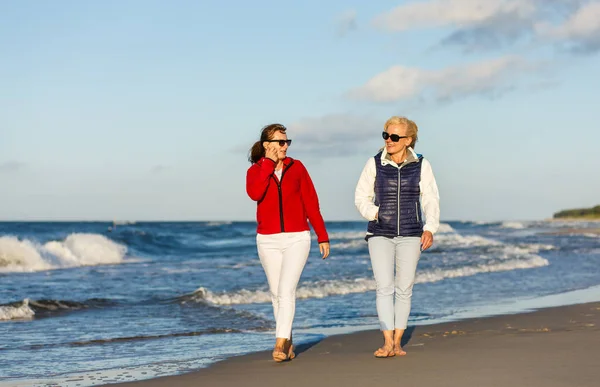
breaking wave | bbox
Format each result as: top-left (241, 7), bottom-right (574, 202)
top-left (0, 298), bottom-right (115, 321)
top-left (187, 255), bottom-right (549, 306)
top-left (0, 233), bottom-right (127, 273)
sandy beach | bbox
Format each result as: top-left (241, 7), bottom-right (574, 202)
top-left (104, 301), bottom-right (600, 387)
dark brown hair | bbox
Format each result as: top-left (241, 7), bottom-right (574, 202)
top-left (248, 123), bottom-right (287, 163)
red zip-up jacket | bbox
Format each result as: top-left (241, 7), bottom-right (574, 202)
top-left (246, 157), bottom-right (329, 243)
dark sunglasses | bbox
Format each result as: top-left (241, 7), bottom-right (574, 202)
top-left (382, 132), bottom-right (409, 142)
top-left (265, 139), bottom-right (292, 147)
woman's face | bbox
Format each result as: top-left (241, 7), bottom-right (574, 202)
top-left (264, 131), bottom-right (290, 161)
top-left (384, 124), bottom-right (412, 155)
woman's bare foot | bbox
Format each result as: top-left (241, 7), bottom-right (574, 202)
top-left (272, 348), bottom-right (288, 362)
top-left (374, 344), bottom-right (395, 358)
top-left (272, 338), bottom-right (289, 362)
top-left (287, 340), bottom-right (295, 360)
top-left (393, 328), bottom-right (406, 356)
top-left (393, 344), bottom-right (407, 356)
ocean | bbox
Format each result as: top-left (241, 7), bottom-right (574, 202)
top-left (1, 220), bottom-right (599, 386)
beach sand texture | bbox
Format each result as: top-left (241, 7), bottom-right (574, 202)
top-left (105, 301), bottom-right (600, 387)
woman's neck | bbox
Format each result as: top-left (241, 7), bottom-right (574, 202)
top-left (389, 148), bottom-right (407, 164)
top-left (275, 160), bottom-right (284, 170)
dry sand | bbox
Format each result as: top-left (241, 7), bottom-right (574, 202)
top-left (105, 301), bottom-right (600, 387)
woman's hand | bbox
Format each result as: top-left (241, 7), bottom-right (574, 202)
top-left (265, 143), bottom-right (278, 162)
top-left (420, 231), bottom-right (433, 251)
top-left (319, 242), bottom-right (330, 259)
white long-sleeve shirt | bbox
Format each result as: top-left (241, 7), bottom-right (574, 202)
top-left (354, 147), bottom-right (440, 235)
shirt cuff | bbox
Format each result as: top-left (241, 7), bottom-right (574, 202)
top-left (423, 224), bottom-right (438, 235)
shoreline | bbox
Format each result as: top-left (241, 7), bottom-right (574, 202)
top-left (543, 228), bottom-right (600, 235)
top-left (544, 217), bottom-right (600, 222)
top-left (97, 300), bottom-right (600, 387)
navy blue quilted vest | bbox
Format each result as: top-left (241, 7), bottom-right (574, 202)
top-left (366, 151), bottom-right (424, 239)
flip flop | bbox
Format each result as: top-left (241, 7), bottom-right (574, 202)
top-left (374, 347), bottom-right (396, 358)
top-left (393, 347), bottom-right (407, 356)
top-left (272, 349), bottom-right (288, 362)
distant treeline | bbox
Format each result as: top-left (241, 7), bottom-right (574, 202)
top-left (553, 205), bottom-right (600, 219)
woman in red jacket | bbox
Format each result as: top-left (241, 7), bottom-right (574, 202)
top-left (246, 123), bottom-right (330, 362)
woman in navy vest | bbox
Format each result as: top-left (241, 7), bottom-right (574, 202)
top-left (355, 116), bottom-right (440, 358)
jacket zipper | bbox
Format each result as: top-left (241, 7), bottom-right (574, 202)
top-left (397, 166), bottom-right (402, 235)
top-left (416, 202), bottom-right (420, 223)
top-left (275, 161), bottom-right (294, 233)
top-left (277, 183), bottom-right (284, 232)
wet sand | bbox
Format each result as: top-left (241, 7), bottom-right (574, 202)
top-left (105, 301), bottom-right (600, 387)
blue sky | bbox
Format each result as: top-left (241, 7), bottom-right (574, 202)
top-left (1, 0), bottom-right (599, 222)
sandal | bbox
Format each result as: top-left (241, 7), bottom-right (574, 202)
top-left (272, 349), bottom-right (288, 362)
top-left (374, 346), bottom-right (396, 358)
top-left (287, 341), bottom-right (295, 360)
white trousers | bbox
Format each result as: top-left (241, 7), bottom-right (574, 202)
top-left (256, 231), bottom-right (311, 339)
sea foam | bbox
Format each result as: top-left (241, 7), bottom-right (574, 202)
top-left (0, 233), bottom-right (127, 273)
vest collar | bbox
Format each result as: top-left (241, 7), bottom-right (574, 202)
top-left (380, 147), bottom-right (419, 167)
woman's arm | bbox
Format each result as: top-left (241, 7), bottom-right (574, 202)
top-left (246, 158), bottom-right (275, 201)
top-left (298, 161), bottom-right (329, 243)
top-left (354, 158), bottom-right (379, 221)
top-left (419, 158), bottom-right (440, 234)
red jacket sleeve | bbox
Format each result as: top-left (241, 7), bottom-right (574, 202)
top-left (297, 161), bottom-right (329, 243)
top-left (246, 158), bottom-right (276, 201)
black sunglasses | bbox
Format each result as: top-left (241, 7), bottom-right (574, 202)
top-left (382, 132), bottom-right (409, 142)
top-left (265, 139), bottom-right (292, 147)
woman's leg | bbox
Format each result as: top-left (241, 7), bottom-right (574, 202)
top-left (393, 236), bottom-right (421, 355)
top-left (256, 234), bottom-right (287, 360)
top-left (367, 236), bottom-right (396, 357)
top-left (257, 234), bottom-right (284, 322)
top-left (275, 231), bottom-right (311, 340)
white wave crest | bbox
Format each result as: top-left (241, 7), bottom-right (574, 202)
top-left (434, 232), bottom-right (502, 248)
top-left (583, 233), bottom-right (600, 238)
top-left (0, 299), bottom-right (35, 321)
top-left (501, 221), bottom-right (527, 229)
top-left (416, 256), bottom-right (549, 283)
top-left (436, 223), bottom-right (455, 233)
top-left (0, 233), bottom-right (127, 273)
top-left (329, 223), bottom-right (455, 250)
top-left (0, 237), bottom-right (53, 272)
top-left (326, 231), bottom-right (369, 240)
top-left (332, 240), bottom-right (365, 249)
top-left (206, 221), bottom-right (233, 227)
top-left (190, 255), bottom-right (549, 306)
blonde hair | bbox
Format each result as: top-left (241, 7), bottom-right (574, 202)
top-left (384, 116), bottom-right (418, 149)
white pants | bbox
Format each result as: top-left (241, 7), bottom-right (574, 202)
top-left (257, 231), bottom-right (311, 339)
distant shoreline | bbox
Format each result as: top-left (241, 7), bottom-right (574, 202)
top-left (552, 205), bottom-right (600, 220)
top-left (546, 217), bottom-right (600, 222)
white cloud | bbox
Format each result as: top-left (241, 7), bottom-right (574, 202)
top-left (347, 66), bottom-right (423, 102)
top-left (535, 1), bottom-right (600, 52)
top-left (231, 115), bottom-right (382, 158)
top-left (373, 0), bottom-right (536, 31)
top-left (288, 114), bottom-right (381, 156)
top-left (348, 56), bottom-right (541, 103)
top-left (371, 0), bottom-right (595, 52)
